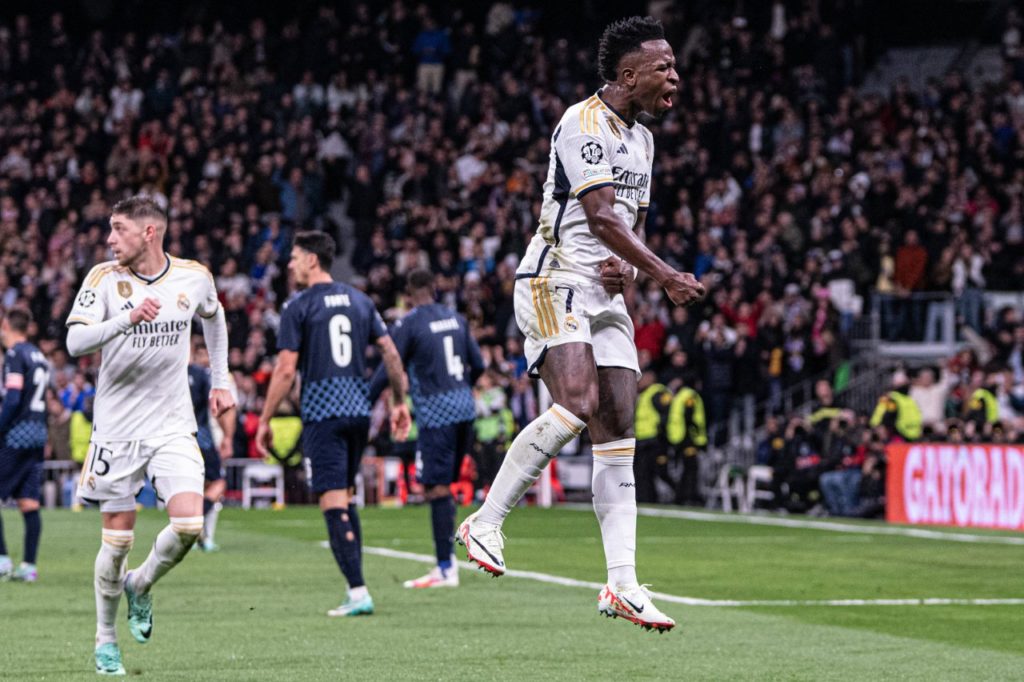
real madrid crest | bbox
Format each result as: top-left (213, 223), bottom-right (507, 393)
top-left (117, 281), bottom-right (133, 298)
top-left (177, 293), bottom-right (190, 311)
top-left (564, 314), bottom-right (579, 333)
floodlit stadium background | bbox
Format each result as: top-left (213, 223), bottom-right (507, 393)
top-left (2, 1), bottom-right (1024, 679)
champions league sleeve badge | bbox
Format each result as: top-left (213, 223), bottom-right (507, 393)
top-left (581, 141), bottom-right (605, 164)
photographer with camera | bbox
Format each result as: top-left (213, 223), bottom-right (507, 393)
top-left (818, 416), bottom-right (866, 517)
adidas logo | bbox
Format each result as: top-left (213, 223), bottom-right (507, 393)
top-left (617, 144), bottom-right (628, 154)
top-left (121, 301), bottom-right (135, 311)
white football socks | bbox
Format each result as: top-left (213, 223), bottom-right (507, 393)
top-left (130, 517), bottom-right (202, 595)
top-left (203, 502), bottom-right (221, 544)
top-left (592, 439), bottom-right (638, 587)
top-left (95, 529), bottom-right (134, 646)
top-left (476, 404), bottom-right (585, 526)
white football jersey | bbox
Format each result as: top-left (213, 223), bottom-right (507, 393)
top-left (66, 256), bottom-right (221, 441)
top-left (517, 91), bottom-right (654, 282)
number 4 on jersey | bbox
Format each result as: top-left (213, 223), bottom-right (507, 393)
top-left (443, 335), bottom-right (464, 381)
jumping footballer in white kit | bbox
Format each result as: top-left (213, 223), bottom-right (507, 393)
top-left (456, 16), bottom-right (705, 633)
top-left (66, 196), bottom-right (235, 675)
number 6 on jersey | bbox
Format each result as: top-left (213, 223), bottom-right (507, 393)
top-left (329, 314), bottom-right (352, 368)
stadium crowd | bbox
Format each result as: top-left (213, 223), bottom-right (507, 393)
top-left (2, 2), bottom-right (1024, 512)
top-left (758, 321), bottom-right (1024, 518)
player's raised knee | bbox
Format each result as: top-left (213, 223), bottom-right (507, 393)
top-left (169, 516), bottom-right (204, 545)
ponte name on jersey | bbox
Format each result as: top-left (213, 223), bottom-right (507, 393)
top-left (65, 256), bottom-right (221, 441)
top-left (516, 90), bottom-right (654, 282)
top-left (277, 281), bottom-right (387, 423)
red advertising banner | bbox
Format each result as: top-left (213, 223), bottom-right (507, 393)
top-left (886, 443), bottom-right (1024, 530)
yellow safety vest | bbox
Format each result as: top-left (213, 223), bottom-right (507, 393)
top-left (635, 383), bottom-right (670, 441)
top-left (269, 416), bottom-right (303, 466)
top-left (809, 406), bottom-right (842, 426)
top-left (70, 411), bottom-right (92, 464)
top-left (968, 388), bottom-right (999, 424)
top-left (870, 391), bottom-right (922, 441)
top-left (667, 387), bottom-right (707, 447)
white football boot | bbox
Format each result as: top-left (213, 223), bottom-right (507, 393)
top-left (403, 563), bottom-right (459, 589)
top-left (455, 511), bottom-right (506, 576)
top-left (598, 583), bottom-right (676, 633)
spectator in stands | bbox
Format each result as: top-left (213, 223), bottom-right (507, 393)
top-left (45, 392), bottom-right (71, 462)
top-left (697, 314), bottom-right (736, 446)
top-left (6, 2), bottom-right (1024, 515)
top-left (909, 367), bottom-right (951, 434)
top-left (951, 242), bottom-right (987, 334)
top-left (892, 230), bottom-right (929, 340)
top-left (412, 15), bottom-right (450, 95)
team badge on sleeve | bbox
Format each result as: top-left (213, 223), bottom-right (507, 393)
top-left (78, 290), bottom-right (97, 307)
top-left (581, 142), bottom-right (604, 164)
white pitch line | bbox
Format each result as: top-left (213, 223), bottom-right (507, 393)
top-left (360, 545), bottom-right (1024, 608)
top-left (561, 503), bottom-right (1024, 546)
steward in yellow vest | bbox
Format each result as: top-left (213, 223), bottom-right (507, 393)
top-left (869, 385), bottom-right (922, 441)
top-left (667, 382), bottom-right (707, 505)
top-left (633, 370), bottom-right (672, 504)
top-left (966, 386), bottom-right (999, 427)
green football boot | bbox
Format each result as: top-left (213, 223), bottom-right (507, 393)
top-left (326, 593), bottom-right (374, 617)
top-left (123, 571), bottom-right (153, 643)
top-left (94, 642), bottom-right (126, 675)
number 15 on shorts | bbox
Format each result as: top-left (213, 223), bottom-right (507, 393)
top-left (87, 444), bottom-right (114, 477)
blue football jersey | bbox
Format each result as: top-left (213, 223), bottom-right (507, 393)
top-left (188, 364), bottom-right (213, 449)
top-left (278, 281), bottom-right (387, 423)
top-left (1, 342), bottom-right (50, 449)
top-left (371, 303), bottom-right (484, 428)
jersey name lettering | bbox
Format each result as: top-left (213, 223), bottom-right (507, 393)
top-left (428, 318), bottom-right (460, 334)
top-left (324, 294), bottom-right (351, 308)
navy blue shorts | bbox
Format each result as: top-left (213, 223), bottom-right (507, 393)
top-left (301, 417), bottom-right (369, 494)
top-left (416, 421), bottom-right (475, 487)
top-left (201, 448), bottom-right (224, 482)
top-left (0, 447), bottom-right (44, 501)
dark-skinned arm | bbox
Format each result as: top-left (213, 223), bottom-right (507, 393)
top-left (581, 187), bottom-right (704, 306)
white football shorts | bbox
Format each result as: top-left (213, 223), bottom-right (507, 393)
top-left (513, 275), bottom-right (639, 378)
top-left (77, 433), bottom-right (205, 512)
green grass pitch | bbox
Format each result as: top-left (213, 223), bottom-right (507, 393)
top-left (2, 504), bottom-right (1023, 680)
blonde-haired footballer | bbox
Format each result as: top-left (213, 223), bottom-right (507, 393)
top-left (455, 16), bottom-right (705, 633)
top-left (66, 196), bottom-right (234, 675)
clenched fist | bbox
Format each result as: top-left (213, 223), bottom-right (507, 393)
top-left (598, 256), bottom-right (635, 296)
top-left (662, 272), bottom-right (706, 307)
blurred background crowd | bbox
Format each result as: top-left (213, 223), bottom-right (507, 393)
top-left (3, 0), bottom-right (1024, 514)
